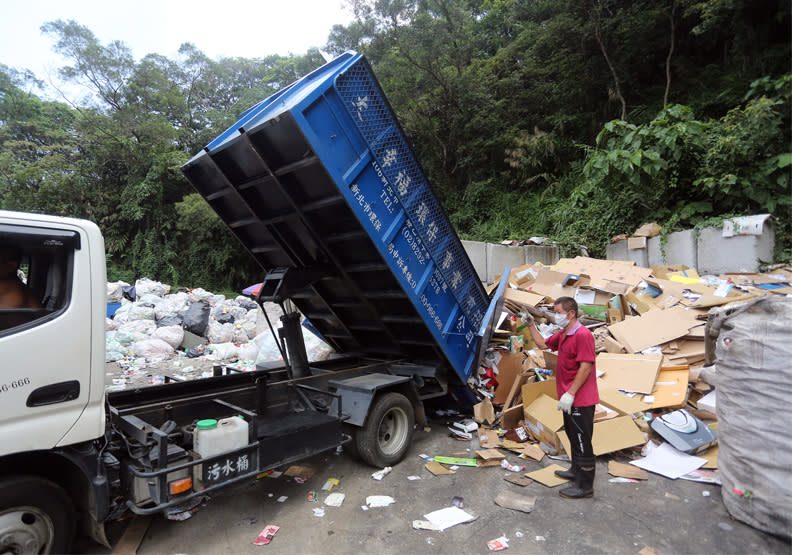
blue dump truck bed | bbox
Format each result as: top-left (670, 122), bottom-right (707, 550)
top-left (182, 52), bottom-right (502, 385)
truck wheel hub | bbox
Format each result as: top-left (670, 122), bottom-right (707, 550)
top-left (377, 406), bottom-right (409, 456)
top-left (0, 508), bottom-right (53, 555)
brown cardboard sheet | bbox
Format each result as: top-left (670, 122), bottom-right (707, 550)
top-left (559, 415), bottom-right (645, 456)
top-left (608, 460), bottom-right (649, 480)
top-left (628, 236), bottom-right (647, 250)
top-left (523, 394), bottom-right (564, 452)
top-left (553, 256), bottom-right (652, 293)
top-left (493, 352), bottom-right (526, 405)
top-left (501, 403), bottom-right (524, 430)
top-left (521, 378), bottom-right (558, 409)
top-left (476, 448), bottom-right (506, 461)
top-left (597, 382), bottom-right (652, 415)
top-left (597, 353), bottom-right (663, 394)
top-left (649, 368), bottom-right (689, 409)
top-left (525, 464), bottom-right (571, 487)
top-left (607, 308), bottom-right (700, 353)
top-left (603, 335), bottom-right (626, 353)
top-left (505, 287), bottom-right (546, 307)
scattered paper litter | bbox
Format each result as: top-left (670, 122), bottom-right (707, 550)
top-left (423, 506), bottom-right (476, 531)
top-left (412, 520), bottom-right (441, 531)
top-left (321, 478), bottom-right (339, 491)
top-left (366, 495), bottom-right (395, 507)
top-left (253, 525), bottom-right (279, 546)
top-left (487, 536), bottom-right (509, 551)
top-left (407, 475), bottom-right (422, 481)
top-left (535, 536), bottom-right (546, 542)
top-left (324, 493), bottom-right (346, 507)
top-left (371, 466), bottom-right (393, 480)
top-left (276, 496), bottom-right (288, 503)
top-left (630, 442), bottom-right (706, 479)
top-left (312, 507), bottom-right (325, 517)
top-left (493, 491), bottom-right (536, 513)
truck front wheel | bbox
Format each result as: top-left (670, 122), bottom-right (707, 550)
top-left (356, 392), bottom-right (414, 467)
top-left (0, 475), bottom-right (75, 555)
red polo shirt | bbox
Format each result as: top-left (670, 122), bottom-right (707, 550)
top-left (545, 321), bottom-right (599, 406)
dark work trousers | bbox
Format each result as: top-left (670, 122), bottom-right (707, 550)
top-left (563, 405), bottom-right (595, 463)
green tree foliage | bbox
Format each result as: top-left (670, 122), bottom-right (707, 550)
top-left (1, 1), bottom-right (790, 294)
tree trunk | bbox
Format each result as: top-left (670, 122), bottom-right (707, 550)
top-left (664, 1), bottom-right (677, 109)
top-left (593, 5), bottom-right (627, 120)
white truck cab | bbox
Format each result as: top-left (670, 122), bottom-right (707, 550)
top-left (0, 210), bottom-right (109, 553)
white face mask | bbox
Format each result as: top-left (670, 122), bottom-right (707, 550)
top-left (554, 312), bottom-right (570, 327)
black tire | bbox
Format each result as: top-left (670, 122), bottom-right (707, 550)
top-left (342, 424), bottom-right (361, 461)
top-left (0, 475), bottom-right (75, 554)
top-left (356, 392), bottom-right (415, 467)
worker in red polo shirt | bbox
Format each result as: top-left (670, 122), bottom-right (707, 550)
top-left (526, 296), bottom-right (598, 499)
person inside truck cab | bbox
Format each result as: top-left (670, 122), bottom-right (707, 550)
top-left (0, 246), bottom-right (42, 309)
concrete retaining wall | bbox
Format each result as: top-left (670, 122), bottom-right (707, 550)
top-left (460, 241), bottom-right (560, 284)
top-left (606, 222), bottom-right (775, 274)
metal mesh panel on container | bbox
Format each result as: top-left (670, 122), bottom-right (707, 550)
top-left (335, 60), bottom-right (487, 325)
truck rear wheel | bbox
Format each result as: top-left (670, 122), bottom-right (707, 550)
top-left (0, 475), bottom-right (75, 555)
top-left (356, 392), bottom-right (414, 467)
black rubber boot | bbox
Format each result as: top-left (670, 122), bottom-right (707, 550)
top-left (554, 462), bottom-right (576, 480)
top-left (559, 457), bottom-right (595, 499)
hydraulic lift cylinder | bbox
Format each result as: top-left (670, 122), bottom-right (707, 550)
top-left (280, 312), bottom-right (309, 378)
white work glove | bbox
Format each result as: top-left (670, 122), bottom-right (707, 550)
top-left (557, 392), bottom-right (575, 414)
top-left (519, 311), bottom-right (535, 326)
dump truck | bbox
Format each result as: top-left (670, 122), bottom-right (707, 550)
top-left (0, 52), bottom-right (506, 553)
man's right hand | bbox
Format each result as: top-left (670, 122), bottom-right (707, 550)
top-left (519, 311), bottom-right (535, 326)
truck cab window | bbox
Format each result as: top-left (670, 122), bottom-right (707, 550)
top-left (0, 230), bottom-right (76, 334)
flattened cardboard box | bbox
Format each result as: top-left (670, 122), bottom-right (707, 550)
top-left (552, 256), bottom-right (652, 293)
top-left (559, 415), bottom-right (645, 456)
top-left (521, 377), bottom-right (557, 408)
top-left (505, 287), bottom-right (546, 307)
top-left (523, 394), bottom-right (563, 452)
top-left (493, 352), bottom-right (527, 405)
top-left (520, 268), bottom-right (610, 304)
top-left (649, 368), bottom-right (689, 409)
top-left (627, 236), bottom-right (647, 250)
top-left (607, 308), bottom-right (699, 353)
top-left (596, 353), bottom-right (663, 394)
top-left (597, 381), bottom-right (651, 415)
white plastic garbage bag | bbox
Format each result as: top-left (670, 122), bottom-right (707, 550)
top-left (153, 325), bottom-right (184, 349)
top-left (136, 293), bottom-right (164, 305)
top-left (237, 342), bottom-right (259, 362)
top-left (135, 278), bottom-right (171, 297)
top-left (304, 328), bottom-right (334, 362)
top-left (254, 330), bottom-right (283, 364)
top-left (105, 336), bottom-right (128, 362)
top-left (106, 280), bottom-right (130, 303)
top-left (206, 342), bottom-right (240, 360)
top-left (112, 301), bottom-right (133, 324)
top-left (187, 288), bottom-right (214, 303)
top-left (156, 291), bottom-right (189, 318)
top-left (119, 319), bottom-right (157, 337)
top-left (206, 320), bottom-right (235, 344)
top-left (128, 304), bottom-right (156, 321)
top-left (130, 338), bottom-right (174, 362)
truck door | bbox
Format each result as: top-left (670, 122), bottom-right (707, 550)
top-left (0, 218), bottom-right (102, 456)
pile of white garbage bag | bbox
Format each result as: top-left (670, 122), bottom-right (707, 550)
top-left (105, 278), bottom-right (334, 366)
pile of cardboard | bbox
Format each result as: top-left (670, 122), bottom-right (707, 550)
top-left (462, 255), bottom-right (792, 480)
